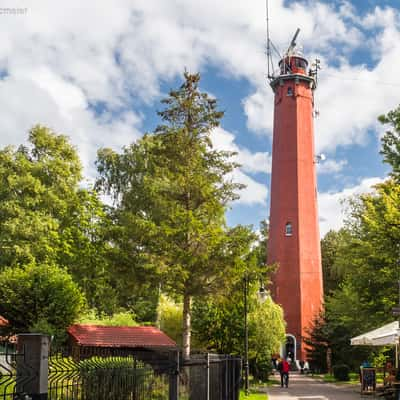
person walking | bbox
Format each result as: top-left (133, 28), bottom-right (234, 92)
top-left (278, 358), bottom-right (290, 388)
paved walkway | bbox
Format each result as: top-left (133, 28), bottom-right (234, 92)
top-left (265, 373), bottom-right (363, 400)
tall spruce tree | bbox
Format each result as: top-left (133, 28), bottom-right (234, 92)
top-left (96, 72), bottom-right (254, 358)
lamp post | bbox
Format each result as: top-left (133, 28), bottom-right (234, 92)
top-left (244, 274), bottom-right (249, 396)
top-left (243, 275), bottom-right (269, 396)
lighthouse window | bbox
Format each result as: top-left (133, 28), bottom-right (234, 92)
top-left (287, 87), bottom-right (293, 96)
top-left (285, 222), bottom-right (293, 236)
top-left (295, 59), bottom-right (307, 69)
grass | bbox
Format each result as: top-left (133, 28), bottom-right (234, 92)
top-left (239, 389), bottom-right (268, 399)
top-left (313, 372), bottom-right (359, 384)
top-left (318, 371), bottom-right (384, 385)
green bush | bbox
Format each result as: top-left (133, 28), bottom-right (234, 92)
top-left (0, 262), bottom-right (85, 340)
top-left (333, 364), bottom-right (350, 381)
top-left (78, 357), bottom-right (164, 400)
top-left (80, 357), bottom-right (138, 400)
top-left (79, 310), bottom-right (137, 326)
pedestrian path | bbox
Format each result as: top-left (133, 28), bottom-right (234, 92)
top-left (265, 373), bottom-right (362, 400)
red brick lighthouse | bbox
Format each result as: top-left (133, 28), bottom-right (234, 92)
top-left (267, 30), bottom-right (323, 362)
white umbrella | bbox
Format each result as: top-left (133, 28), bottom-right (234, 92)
top-left (351, 321), bottom-right (399, 346)
top-left (351, 321), bottom-right (400, 368)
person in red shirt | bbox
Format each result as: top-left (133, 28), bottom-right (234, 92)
top-left (278, 358), bottom-right (290, 388)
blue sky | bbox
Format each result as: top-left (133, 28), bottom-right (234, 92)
top-left (0, 0), bottom-right (399, 236)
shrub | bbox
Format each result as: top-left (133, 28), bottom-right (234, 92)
top-left (79, 357), bottom-right (158, 400)
top-left (79, 310), bottom-right (137, 326)
top-left (0, 262), bottom-right (85, 340)
top-left (80, 357), bottom-right (137, 400)
top-left (333, 364), bottom-right (350, 381)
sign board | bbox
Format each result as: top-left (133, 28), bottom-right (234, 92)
top-left (392, 307), bottom-right (400, 316)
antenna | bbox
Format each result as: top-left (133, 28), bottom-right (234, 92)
top-left (266, 0), bottom-right (272, 79)
top-left (286, 28), bottom-right (300, 55)
top-left (266, 0), bottom-right (282, 82)
top-left (310, 58), bottom-right (321, 88)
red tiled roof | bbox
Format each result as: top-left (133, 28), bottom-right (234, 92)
top-left (0, 316), bottom-right (9, 327)
top-left (67, 324), bottom-right (177, 348)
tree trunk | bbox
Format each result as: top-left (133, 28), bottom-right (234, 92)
top-left (182, 293), bottom-right (192, 360)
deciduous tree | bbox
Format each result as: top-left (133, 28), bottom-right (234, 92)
top-left (0, 126), bottom-right (115, 313)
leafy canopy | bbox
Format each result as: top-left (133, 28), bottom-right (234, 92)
top-left (379, 105), bottom-right (400, 180)
top-left (0, 262), bottom-right (85, 337)
top-left (0, 125), bottom-right (115, 313)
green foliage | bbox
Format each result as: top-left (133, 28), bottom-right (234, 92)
top-left (308, 177), bottom-right (400, 372)
top-left (79, 310), bottom-right (137, 326)
top-left (192, 282), bottom-right (285, 379)
top-left (0, 125), bottom-right (81, 267)
top-left (379, 105), bottom-right (400, 180)
top-left (239, 390), bottom-right (266, 399)
top-left (192, 287), bottom-right (245, 355)
top-left (320, 229), bottom-right (347, 294)
top-left (332, 364), bottom-right (350, 381)
top-left (79, 357), bottom-right (148, 400)
top-left (0, 262), bottom-right (84, 338)
top-left (157, 295), bottom-right (183, 345)
top-left (333, 180), bottom-right (400, 324)
top-left (248, 296), bottom-right (286, 379)
top-left (372, 351), bottom-right (388, 369)
top-left (304, 313), bottom-right (328, 372)
top-left (29, 318), bottom-right (63, 341)
top-left (308, 106), bottom-right (400, 373)
top-left (95, 72), bottom-right (254, 357)
top-left (305, 309), bottom-right (372, 372)
top-left (0, 125), bottom-right (116, 314)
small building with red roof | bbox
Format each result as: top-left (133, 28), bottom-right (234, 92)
top-left (68, 324), bottom-right (176, 350)
top-left (67, 324), bottom-right (178, 367)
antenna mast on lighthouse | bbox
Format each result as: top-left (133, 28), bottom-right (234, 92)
top-left (266, 0), bottom-right (272, 80)
top-left (266, 0), bottom-right (284, 82)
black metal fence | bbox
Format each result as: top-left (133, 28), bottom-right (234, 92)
top-left (48, 347), bottom-right (172, 400)
top-left (0, 336), bottom-right (241, 400)
top-left (180, 354), bottom-right (241, 400)
top-left (0, 342), bottom-right (17, 400)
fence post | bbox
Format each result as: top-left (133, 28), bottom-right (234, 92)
top-left (169, 350), bottom-right (179, 400)
top-left (225, 357), bottom-right (228, 400)
top-left (206, 353), bottom-right (210, 400)
top-left (133, 357), bottom-right (137, 400)
top-left (16, 334), bottom-right (50, 400)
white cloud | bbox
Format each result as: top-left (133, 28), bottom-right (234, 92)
top-left (317, 159), bottom-right (347, 174)
top-left (318, 177), bottom-right (384, 236)
top-left (241, 4), bottom-right (400, 155)
top-left (211, 127), bottom-right (271, 174)
top-left (0, 0), bottom-right (397, 212)
top-left (233, 169), bottom-right (268, 206)
top-left (0, 74), bottom-right (142, 177)
top-left (210, 127), bottom-right (269, 205)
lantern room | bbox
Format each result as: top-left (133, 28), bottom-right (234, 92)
top-left (278, 55), bottom-right (308, 76)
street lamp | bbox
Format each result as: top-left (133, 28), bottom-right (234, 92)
top-left (243, 276), bottom-right (270, 396)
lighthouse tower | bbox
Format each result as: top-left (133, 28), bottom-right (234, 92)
top-left (267, 31), bottom-right (323, 362)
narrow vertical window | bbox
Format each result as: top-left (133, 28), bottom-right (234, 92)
top-left (285, 222), bottom-right (292, 236)
top-left (287, 87), bottom-right (293, 96)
